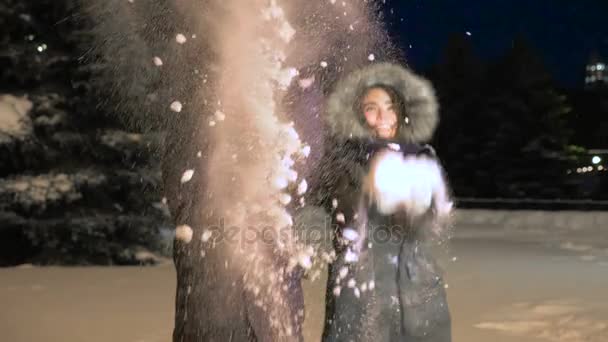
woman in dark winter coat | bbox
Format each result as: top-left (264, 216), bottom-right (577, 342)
top-left (310, 63), bottom-right (454, 342)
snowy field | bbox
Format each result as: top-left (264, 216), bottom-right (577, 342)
top-left (1, 210), bottom-right (607, 342)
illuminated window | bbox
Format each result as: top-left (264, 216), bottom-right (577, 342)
top-left (597, 63), bottom-right (605, 71)
top-left (590, 76), bottom-right (597, 82)
top-left (591, 65), bottom-right (597, 71)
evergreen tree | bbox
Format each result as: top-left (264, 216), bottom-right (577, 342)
top-left (430, 34), bottom-right (487, 197)
top-left (480, 36), bottom-right (577, 198)
top-left (0, 0), bottom-right (170, 265)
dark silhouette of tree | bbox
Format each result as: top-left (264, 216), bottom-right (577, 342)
top-left (429, 35), bottom-right (582, 200)
top-left (479, 36), bottom-right (576, 198)
top-left (429, 34), bottom-right (488, 196)
top-left (0, 0), bottom-right (170, 265)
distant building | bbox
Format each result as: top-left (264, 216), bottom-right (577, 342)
top-left (585, 52), bottom-right (607, 88)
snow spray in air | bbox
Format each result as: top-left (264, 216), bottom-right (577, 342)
top-left (84, 0), bottom-right (399, 338)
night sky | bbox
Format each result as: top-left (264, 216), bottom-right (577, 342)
top-left (382, 0), bottom-right (608, 88)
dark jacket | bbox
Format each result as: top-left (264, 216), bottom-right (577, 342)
top-left (310, 63), bottom-right (453, 342)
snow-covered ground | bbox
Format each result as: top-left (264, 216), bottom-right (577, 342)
top-left (1, 210), bottom-right (607, 342)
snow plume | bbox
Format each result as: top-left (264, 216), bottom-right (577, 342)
top-left (204, 1), bottom-right (306, 338)
top-left (83, 0), bottom-right (398, 338)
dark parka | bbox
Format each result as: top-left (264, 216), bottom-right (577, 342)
top-left (310, 63), bottom-right (453, 342)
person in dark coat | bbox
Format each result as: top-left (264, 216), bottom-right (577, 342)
top-left (85, 1), bottom-right (306, 341)
top-left (309, 62), bottom-right (454, 342)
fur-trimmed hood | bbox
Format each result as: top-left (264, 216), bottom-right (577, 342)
top-left (325, 63), bottom-right (439, 143)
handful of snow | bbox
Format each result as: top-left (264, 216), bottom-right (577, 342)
top-left (369, 150), bottom-right (449, 217)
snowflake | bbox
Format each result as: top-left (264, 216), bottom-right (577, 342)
top-left (175, 225), bottom-right (193, 243)
top-left (180, 169), bottom-right (194, 183)
top-left (170, 101), bottom-right (182, 113)
top-left (153, 56), bottom-right (163, 66)
top-left (175, 34), bottom-right (187, 44)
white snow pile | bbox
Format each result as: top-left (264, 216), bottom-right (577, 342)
top-left (0, 94), bottom-right (34, 144)
top-left (0, 171), bottom-right (106, 207)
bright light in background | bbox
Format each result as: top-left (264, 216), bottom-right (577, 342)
top-left (592, 156), bottom-right (601, 164)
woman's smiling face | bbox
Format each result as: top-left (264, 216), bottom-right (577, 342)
top-left (362, 87), bottom-right (398, 139)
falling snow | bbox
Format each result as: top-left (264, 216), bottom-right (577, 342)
top-left (301, 145), bottom-right (311, 157)
top-left (344, 249), bottom-right (359, 263)
top-left (297, 252), bottom-right (312, 269)
top-left (336, 212), bottom-right (345, 223)
top-left (287, 170), bottom-right (298, 182)
top-left (279, 22), bottom-right (296, 43)
top-left (170, 101), bottom-right (183, 113)
top-left (214, 110), bottom-right (226, 121)
top-left (298, 76), bottom-right (315, 89)
top-left (201, 229), bottom-right (212, 242)
top-left (297, 179), bottom-right (307, 195)
top-left (180, 169), bottom-right (194, 183)
top-left (175, 225), bottom-right (193, 243)
top-left (153, 56), bottom-right (163, 66)
top-left (339, 266), bottom-right (349, 279)
top-left (342, 228), bottom-right (359, 241)
top-left (274, 177), bottom-right (289, 190)
top-left (175, 33), bottom-right (187, 44)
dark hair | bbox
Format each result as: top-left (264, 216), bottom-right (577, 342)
top-left (354, 84), bottom-right (406, 133)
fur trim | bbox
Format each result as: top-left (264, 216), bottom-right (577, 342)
top-left (325, 63), bottom-right (439, 143)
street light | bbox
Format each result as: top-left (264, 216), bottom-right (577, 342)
top-left (592, 156), bottom-right (601, 165)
